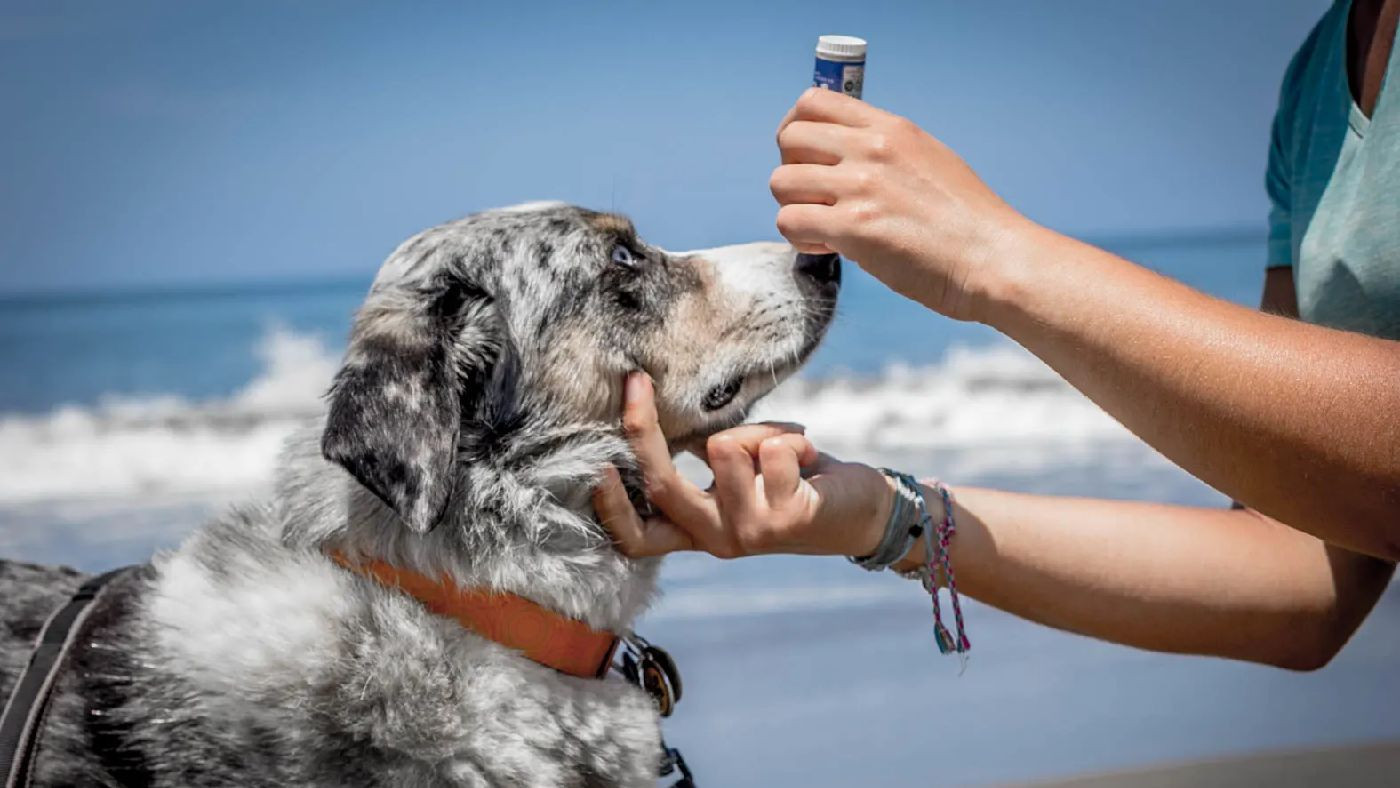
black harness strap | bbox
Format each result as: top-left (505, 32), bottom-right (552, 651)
top-left (0, 566), bottom-right (135, 788)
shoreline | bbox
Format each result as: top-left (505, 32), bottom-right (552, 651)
top-left (1030, 740), bottom-right (1400, 787)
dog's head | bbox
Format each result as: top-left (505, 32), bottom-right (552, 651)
top-left (321, 202), bottom-right (839, 533)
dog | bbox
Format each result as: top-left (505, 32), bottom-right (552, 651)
top-left (0, 201), bottom-right (840, 787)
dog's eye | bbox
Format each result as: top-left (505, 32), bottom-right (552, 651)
top-left (610, 243), bottom-right (639, 270)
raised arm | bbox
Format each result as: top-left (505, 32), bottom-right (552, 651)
top-left (771, 88), bottom-right (1400, 561)
top-left (979, 228), bottom-right (1400, 561)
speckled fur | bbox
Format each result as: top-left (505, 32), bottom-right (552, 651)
top-left (0, 203), bottom-right (838, 787)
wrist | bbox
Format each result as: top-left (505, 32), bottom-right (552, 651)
top-left (889, 481), bottom-right (945, 574)
top-left (962, 217), bottom-right (1057, 328)
top-left (846, 472), bottom-right (898, 558)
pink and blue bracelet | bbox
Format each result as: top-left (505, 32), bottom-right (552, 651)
top-left (849, 470), bottom-right (971, 660)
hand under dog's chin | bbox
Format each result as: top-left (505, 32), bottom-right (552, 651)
top-left (664, 407), bottom-right (753, 458)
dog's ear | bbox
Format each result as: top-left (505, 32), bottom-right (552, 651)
top-left (321, 281), bottom-right (503, 533)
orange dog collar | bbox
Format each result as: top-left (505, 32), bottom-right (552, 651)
top-left (328, 551), bottom-right (620, 679)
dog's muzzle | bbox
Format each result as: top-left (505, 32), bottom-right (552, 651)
top-left (795, 252), bottom-right (842, 286)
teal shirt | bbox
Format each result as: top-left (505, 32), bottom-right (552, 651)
top-left (1267, 0), bottom-right (1400, 339)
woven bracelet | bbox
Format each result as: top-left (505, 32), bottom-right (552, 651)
top-left (917, 480), bottom-right (971, 658)
top-left (846, 471), bottom-right (972, 661)
top-left (847, 469), bottom-right (923, 571)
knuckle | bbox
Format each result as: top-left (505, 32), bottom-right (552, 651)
top-left (621, 412), bottom-right (651, 438)
top-left (849, 167), bottom-right (876, 195)
top-left (775, 206), bottom-right (800, 235)
top-left (705, 434), bottom-right (731, 458)
top-left (642, 471), bottom-right (675, 500)
top-left (768, 166), bottom-right (789, 197)
top-left (710, 540), bottom-right (742, 560)
top-left (847, 201), bottom-right (878, 227)
top-left (776, 123), bottom-right (795, 148)
top-left (866, 133), bottom-right (892, 160)
top-left (734, 527), bottom-right (771, 554)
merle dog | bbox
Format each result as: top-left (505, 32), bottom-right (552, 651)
top-left (0, 202), bottom-right (840, 787)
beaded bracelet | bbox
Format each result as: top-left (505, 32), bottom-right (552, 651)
top-left (849, 470), bottom-right (971, 662)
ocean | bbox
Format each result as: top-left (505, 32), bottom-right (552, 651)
top-left (2, 234), bottom-right (1397, 785)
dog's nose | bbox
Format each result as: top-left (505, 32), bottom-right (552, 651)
top-left (795, 252), bottom-right (841, 285)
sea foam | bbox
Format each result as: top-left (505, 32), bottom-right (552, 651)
top-left (0, 327), bottom-right (1138, 504)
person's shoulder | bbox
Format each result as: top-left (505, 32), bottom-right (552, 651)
top-left (1278, 2), bottom-right (1345, 104)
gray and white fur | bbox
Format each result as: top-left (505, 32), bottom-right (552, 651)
top-left (0, 202), bottom-right (840, 787)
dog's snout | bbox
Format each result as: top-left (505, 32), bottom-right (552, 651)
top-left (795, 252), bottom-right (841, 285)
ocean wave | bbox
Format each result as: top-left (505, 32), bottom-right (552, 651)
top-left (0, 327), bottom-right (1136, 504)
top-left (0, 326), bottom-right (335, 502)
top-left (753, 344), bottom-right (1131, 449)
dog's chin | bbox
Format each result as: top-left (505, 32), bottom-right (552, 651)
top-left (657, 320), bottom-right (831, 454)
top-left (666, 410), bottom-right (751, 457)
top-left (663, 359), bottom-right (805, 455)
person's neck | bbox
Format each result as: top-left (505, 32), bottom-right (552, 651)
top-left (1348, 0), bottom-right (1400, 116)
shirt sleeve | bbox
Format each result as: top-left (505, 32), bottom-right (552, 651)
top-left (1265, 98), bottom-right (1294, 270)
top-left (1266, 14), bottom-right (1327, 271)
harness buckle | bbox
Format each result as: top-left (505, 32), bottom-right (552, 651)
top-left (618, 633), bottom-right (683, 717)
top-left (659, 745), bottom-right (695, 787)
top-left (615, 632), bottom-right (696, 785)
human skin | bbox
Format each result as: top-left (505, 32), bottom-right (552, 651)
top-left (593, 88), bottom-right (1399, 671)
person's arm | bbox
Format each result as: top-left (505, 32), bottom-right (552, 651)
top-left (909, 489), bottom-right (1393, 671)
top-left (771, 88), bottom-right (1400, 561)
top-left (983, 229), bottom-right (1400, 561)
top-left (594, 376), bottom-right (1396, 671)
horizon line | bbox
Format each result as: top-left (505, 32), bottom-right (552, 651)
top-left (0, 223), bottom-right (1264, 303)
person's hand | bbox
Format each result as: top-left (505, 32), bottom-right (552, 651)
top-left (592, 372), bottom-right (895, 559)
top-left (772, 87), bottom-right (1037, 322)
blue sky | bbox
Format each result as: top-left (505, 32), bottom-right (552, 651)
top-left (0, 0), bottom-right (1329, 293)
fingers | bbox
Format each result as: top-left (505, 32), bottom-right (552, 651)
top-left (790, 86), bottom-right (881, 127)
top-left (775, 103), bottom-right (799, 143)
top-left (773, 89), bottom-right (887, 255)
top-left (777, 120), bottom-right (850, 165)
top-left (620, 372), bottom-right (720, 531)
top-left (621, 372), bottom-right (676, 476)
top-left (770, 163), bottom-right (840, 206)
top-left (706, 434), bottom-right (758, 525)
top-left (746, 431), bottom-right (817, 467)
top-left (696, 422), bottom-right (807, 462)
top-left (759, 437), bottom-right (804, 508)
top-left (775, 203), bottom-right (842, 251)
top-left (593, 466), bottom-right (693, 557)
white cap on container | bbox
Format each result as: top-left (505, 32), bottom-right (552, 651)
top-left (816, 35), bottom-right (867, 61)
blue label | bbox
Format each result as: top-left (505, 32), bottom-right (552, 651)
top-left (813, 56), bottom-right (864, 98)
